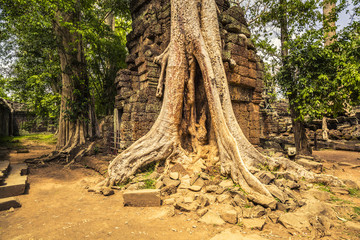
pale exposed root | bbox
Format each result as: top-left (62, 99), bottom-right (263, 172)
top-left (190, 29), bottom-right (272, 197)
top-left (264, 156), bottom-right (343, 187)
top-left (154, 45), bottom-right (170, 98)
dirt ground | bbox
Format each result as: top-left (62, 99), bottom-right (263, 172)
top-left (0, 142), bottom-right (360, 240)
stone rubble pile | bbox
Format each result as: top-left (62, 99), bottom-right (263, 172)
top-left (113, 158), bottom-right (360, 237)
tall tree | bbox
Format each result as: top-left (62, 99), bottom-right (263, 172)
top-left (100, 0), bottom-right (341, 196)
top-left (53, 5), bottom-right (97, 150)
top-left (0, 0), bottom-right (130, 151)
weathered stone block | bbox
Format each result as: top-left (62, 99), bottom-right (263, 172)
top-left (123, 189), bottom-right (161, 207)
top-left (0, 197), bottom-right (21, 211)
top-left (242, 218), bottom-right (266, 230)
top-left (296, 159), bottom-right (323, 174)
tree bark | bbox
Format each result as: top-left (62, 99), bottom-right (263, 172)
top-left (53, 7), bottom-right (98, 152)
top-left (103, 0), bottom-right (342, 194)
top-left (291, 107), bottom-right (312, 155)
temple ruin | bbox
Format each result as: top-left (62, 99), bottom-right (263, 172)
top-left (114, 0), bottom-right (264, 151)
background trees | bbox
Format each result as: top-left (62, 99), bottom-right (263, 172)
top-left (0, 0), bottom-right (130, 138)
top-left (232, 0), bottom-right (360, 154)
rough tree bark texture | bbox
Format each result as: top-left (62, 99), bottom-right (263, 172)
top-left (54, 9), bottom-right (98, 152)
top-left (104, 0), bottom-right (342, 195)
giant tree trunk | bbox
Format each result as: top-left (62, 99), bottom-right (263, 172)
top-left (54, 9), bottom-right (98, 152)
top-left (103, 0), bottom-right (341, 195)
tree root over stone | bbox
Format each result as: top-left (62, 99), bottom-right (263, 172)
top-left (100, 0), bottom-right (344, 196)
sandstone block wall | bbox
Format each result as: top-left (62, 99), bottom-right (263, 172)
top-left (114, 0), bottom-right (264, 150)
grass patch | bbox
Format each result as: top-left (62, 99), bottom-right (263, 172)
top-left (0, 133), bottom-right (57, 148)
top-left (139, 179), bottom-right (156, 189)
top-left (315, 183), bottom-right (333, 194)
top-left (349, 188), bottom-right (360, 198)
top-left (330, 195), bottom-right (352, 204)
top-left (138, 161), bottom-right (157, 176)
top-left (354, 207), bottom-right (360, 216)
top-left (244, 204), bottom-right (253, 208)
top-left (258, 163), bottom-right (271, 172)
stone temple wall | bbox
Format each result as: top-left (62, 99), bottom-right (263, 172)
top-left (114, 0), bottom-right (264, 151)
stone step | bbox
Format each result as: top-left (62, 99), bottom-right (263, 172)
top-left (0, 163), bottom-right (28, 199)
top-left (123, 189), bottom-right (161, 207)
top-left (0, 161), bottom-right (10, 182)
top-left (0, 197), bottom-right (21, 211)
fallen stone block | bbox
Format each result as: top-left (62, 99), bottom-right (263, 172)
top-left (278, 212), bottom-right (311, 232)
top-left (199, 211), bottom-right (225, 225)
top-left (219, 180), bottom-right (234, 189)
top-left (219, 206), bottom-right (238, 224)
top-left (0, 197), bottom-right (21, 211)
top-left (175, 202), bottom-right (198, 212)
top-left (0, 167), bottom-right (28, 199)
top-left (0, 161), bottom-right (10, 176)
top-left (296, 159), bottom-right (323, 174)
top-left (242, 205), bottom-right (265, 218)
top-left (257, 171), bottom-right (275, 185)
top-left (247, 192), bottom-right (277, 210)
top-left (123, 189), bottom-right (161, 207)
top-left (345, 221), bottom-right (360, 232)
top-left (242, 218), bottom-right (266, 230)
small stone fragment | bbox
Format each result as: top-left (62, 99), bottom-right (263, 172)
top-left (257, 172), bottom-right (275, 185)
top-left (155, 180), bottom-right (164, 189)
top-left (102, 188), bottom-right (114, 196)
top-left (163, 198), bottom-right (175, 205)
top-left (169, 172), bottom-right (179, 180)
top-left (242, 218), bottom-right (266, 230)
top-left (175, 202), bottom-right (199, 212)
top-left (247, 192), bottom-right (277, 210)
top-left (199, 211), bottom-right (225, 225)
top-left (233, 193), bottom-right (247, 206)
top-left (242, 205), bottom-right (265, 218)
top-left (219, 207), bottom-right (238, 224)
top-left (217, 193), bottom-right (231, 203)
top-left (197, 208), bottom-right (208, 217)
top-left (184, 196), bottom-right (194, 203)
top-left (205, 185), bottom-right (218, 193)
top-left (345, 221), bottom-right (360, 232)
top-left (160, 185), bottom-right (178, 196)
top-left (162, 177), bottom-right (180, 187)
top-left (219, 180), bottom-right (234, 189)
top-left (178, 175), bottom-right (191, 189)
top-left (189, 185), bottom-right (202, 192)
top-left (215, 187), bottom-right (226, 195)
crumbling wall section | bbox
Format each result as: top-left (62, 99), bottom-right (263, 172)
top-left (114, 0), bottom-right (264, 151)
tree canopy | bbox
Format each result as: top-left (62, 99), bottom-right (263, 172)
top-left (0, 0), bottom-right (131, 124)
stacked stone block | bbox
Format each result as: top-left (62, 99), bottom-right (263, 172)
top-left (114, 0), bottom-right (264, 150)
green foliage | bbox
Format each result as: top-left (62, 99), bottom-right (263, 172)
top-left (138, 161), bottom-right (157, 176)
top-left (139, 179), bottom-right (156, 189)
top-left (0, 0), bottom-right (131, 124)
top-left (348, 188), bottom-right (360, 198)
top-left (330, 195), bottom-right (352, 204)
top-left (354, 207), bottom-right (360, 216)
top-left (0, 133), bottom-right (57, 148)
top-left (315, 182), bottom-right (332, 193)
top-left (278, 28), bottom-right (360, 121)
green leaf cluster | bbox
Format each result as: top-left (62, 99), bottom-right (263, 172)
top-left (0, 0), bottom-right (130, 125)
